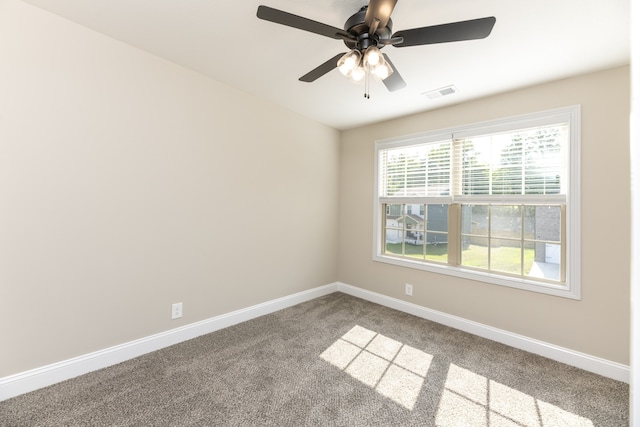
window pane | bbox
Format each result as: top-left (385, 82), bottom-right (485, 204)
top-left (461, 205), bottom-right (488, 236)
top-left (403, 203), bottom-right (423, 246)
top-left (384, 203), bottom-right (427, 259)
top-left (387, 203), bottom-right (403, 218)
top-left (424, 204), bottom-right (448, 263)
top-left (385, 238), bottom-right (403, 256)
top-left (384, 204), bottom-right (403, 255)
top-left (459, 138), bottom-right (491, 195)
top-left (491, 205), bottom-right (522, 239)
top-left (490, 239), bottom-right (522, 275)
top-left (426, 143), bottom-right (451, 196)
top-left (526, 242), bottom-right (561, 281)
top-left (404, 241), bottom-right (425, 260)
top-left (456, 125), bottom-right (567, 197)
top-left (523, 206), bottom-right (537, 240)
top-left (524, 205), bottom-right (561, 242)
top-left (380, 142), bottom-right (451, 197)
top-left (426, 204), bottom-right (448, 233)
top-left (381, 146), bottom-right (426, 197)
top-left (461, 238), bottom-right (488, 270)
top-left (425, 232), bottom-right (448, 262)
top-left (524, 128), bottom-right (564, 195)
top-left (492, 139), bottom-right (523, 194)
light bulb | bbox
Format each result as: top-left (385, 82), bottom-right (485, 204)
top-left (349, 65), bottom-right (366, 83)
top-left (337, 50), bottom-right (361, 77)
top-left (364, 46), bottom-right (382, 67)
top-left (372, 61), bottom-right (393, 80)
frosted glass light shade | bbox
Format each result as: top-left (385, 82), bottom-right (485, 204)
top-left (349, 65), bottom-right (366, 83)
top-left (372, 61), bottom-right (394, 80)
top-left (364, 46), bottom-right (382, 67)
top-left (337, 50), bottom-right (361, 77)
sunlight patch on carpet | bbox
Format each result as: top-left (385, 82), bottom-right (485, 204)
top-left (320, 325), bottom-right (433, 410)
top-left (436, 363), bottom-right (595, 426)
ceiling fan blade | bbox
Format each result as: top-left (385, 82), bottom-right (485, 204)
top-left (299, 53), bottom-right (345, 82)
top-left (381, 54), bottom-right (406, 92)
top-left (257, 5), bottom-right (351, 40)
top-left (393, 16), bottom-right (496, 47)
top-left (364, 0), bottom-right (398, 29)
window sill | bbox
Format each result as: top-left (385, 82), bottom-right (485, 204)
top-left (373, 254), bottom-right (580, 300)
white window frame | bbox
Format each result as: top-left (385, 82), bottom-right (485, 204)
top-left (372, 105), bottom-right (581, 299)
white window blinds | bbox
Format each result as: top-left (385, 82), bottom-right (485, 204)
top-left (379, 141), bottom-right (451, 199)
top-left (378, 124), bottom-right (568, 204)
top-left (452, 124), bottom-right (568, 199)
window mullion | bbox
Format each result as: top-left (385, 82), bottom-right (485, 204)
top-left (402, 204), bottom-right (406, 256)
top-left (520, 204), bottom-right (525, 276)
top-left (487, 205), bottom-right (492, 272)
top-left (449, 204), bottom-right (461, 265)
top-left (422, 204), bottom-right (427, 260)
top-left (561, 204), bottom-right (567, 282)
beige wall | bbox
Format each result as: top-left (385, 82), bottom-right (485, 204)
top-left (0, 0), bottom-right (340, 376)
top-left (339, 66), bottom-right (631, 364)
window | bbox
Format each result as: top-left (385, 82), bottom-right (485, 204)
top-left (373, 106), bottom-right (580, 298)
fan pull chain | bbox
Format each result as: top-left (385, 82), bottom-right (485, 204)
top-left (364, 67), bottom-right (371, 99)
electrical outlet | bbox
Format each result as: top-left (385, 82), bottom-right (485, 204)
top-left (171, 302), bottom-right (183, 319)
top-left (405, 284), bottom-right (413, 296)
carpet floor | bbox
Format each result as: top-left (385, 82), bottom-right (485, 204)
top-left (0, 292), bottom-right (629, 426)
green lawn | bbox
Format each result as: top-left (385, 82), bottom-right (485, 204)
top-left (385, 243), bottom-right (535, 274)
top-left (385, 242), bottom-right (448, 263)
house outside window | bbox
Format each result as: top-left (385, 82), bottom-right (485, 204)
top-left (373, 106), bottom-right (580, 299)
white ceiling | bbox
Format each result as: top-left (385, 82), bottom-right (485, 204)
top-left (22, 0), bottom-right (630, 130)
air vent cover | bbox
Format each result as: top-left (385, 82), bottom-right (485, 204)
top-left (422, 85), bottom-right (458, 100)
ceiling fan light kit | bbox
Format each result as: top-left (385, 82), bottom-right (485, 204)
top-left (256, 1), bottom-right (496, 99)
top-left (338, 46), bottom-right (394, 98)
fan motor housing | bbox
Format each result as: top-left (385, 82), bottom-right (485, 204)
top-left (343, 6), bottom-right (393, 50)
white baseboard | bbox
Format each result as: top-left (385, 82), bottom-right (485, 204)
top-left (1, 281), bottom-right (628, 401)
top-left (0, 283), bottom-right (339, 401)
top-left (336, 282), bottom-right (630, 383)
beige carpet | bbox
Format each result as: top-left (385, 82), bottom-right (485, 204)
top-left (0, 292), bottom-right (629, 426)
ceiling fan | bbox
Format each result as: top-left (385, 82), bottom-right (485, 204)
top-left (257, 0), bottom-right (496, 98)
